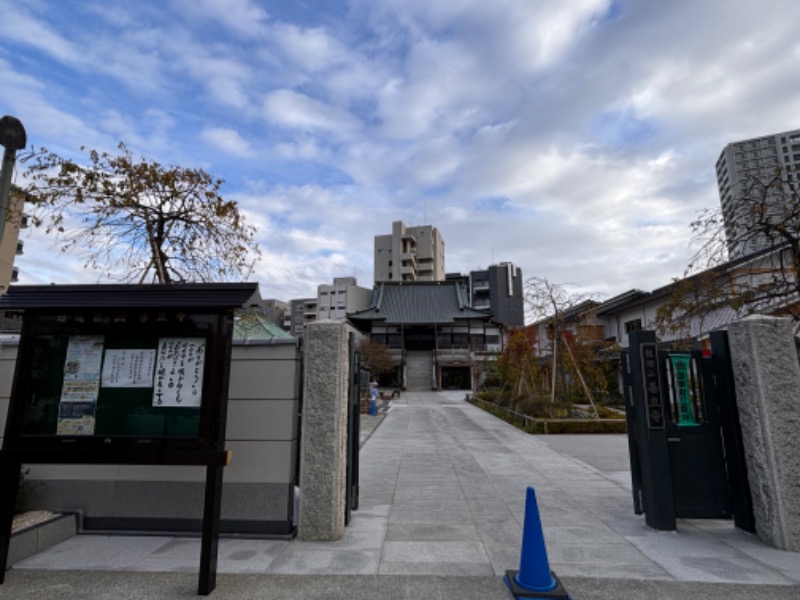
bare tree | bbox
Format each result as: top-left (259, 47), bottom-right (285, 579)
top-left (657, 167), bottom-right (800, 336)
top-left (21, 143), bottom-right (260, 283)
top-left (525, 277), bottom-right (597, 409)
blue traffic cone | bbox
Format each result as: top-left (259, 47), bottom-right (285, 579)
top-left (504, 486), bottom-right (571, 599)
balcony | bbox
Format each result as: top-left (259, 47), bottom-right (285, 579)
top-left (436, 347), bottom-right (472, 362)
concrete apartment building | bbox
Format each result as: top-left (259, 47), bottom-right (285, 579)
top-left (374, 221), bottom-right (445, 282)
top-left (716, 128), bottom-right (800, 259)
top-left (288, 297), bottom-right (317, 338)
top-left (316, 276), bottom-right (372, 322)
top-left (468, 262), bottom-right (525, 328)
top-left (288, 277), bottom-right (372, 338)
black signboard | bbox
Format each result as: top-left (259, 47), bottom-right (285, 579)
top-left (640, 342), bottom-right (664, 429)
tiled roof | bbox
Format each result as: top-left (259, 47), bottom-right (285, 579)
top-left (348, 281), bottom-right (492, 325)
top-left (233, 311), bottom-right (294, 343)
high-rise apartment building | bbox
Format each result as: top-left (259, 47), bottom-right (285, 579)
top-left (374, 221), bottom-right (445, 283)
top-left (716, 128), bottom-right (800, 259)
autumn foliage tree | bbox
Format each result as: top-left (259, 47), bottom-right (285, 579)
top-left (21, 143), bottom-right (260, 283)
top-left (358, 339), bottom-right (397, 380)
top-left (494, 328), bottom-right (540, 399)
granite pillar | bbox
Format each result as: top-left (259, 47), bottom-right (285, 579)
top-left (297, 321), bottom-right (350, 541)
top-left (727, 315), bottom-right (800, 551)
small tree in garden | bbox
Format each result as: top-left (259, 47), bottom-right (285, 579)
top-left (358, 339), bottom-right (397, 380)
top-left (494, 328), bottom-right (540, 399)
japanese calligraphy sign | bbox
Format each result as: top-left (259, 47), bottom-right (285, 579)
top-left (639, 342), bottom-right (664, 429)
top-left (153, 338), bottom-right (206, 407)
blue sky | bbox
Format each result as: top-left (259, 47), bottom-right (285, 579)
top-left (2, 0), bottom-right (800, 303)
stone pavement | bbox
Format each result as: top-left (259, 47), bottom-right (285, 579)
top-left (2, 390), bottom-right (799, 599)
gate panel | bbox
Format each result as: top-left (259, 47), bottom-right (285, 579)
top-left (659, 350), bottom-right (731, 519)
top-left (624, 330), bottom-right (752, 530)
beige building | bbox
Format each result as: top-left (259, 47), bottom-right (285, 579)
top-left (316, 276), bottom-right (372, 322)
top-left (0, 187), bottom-right (26, 293)
top-left (374, 220), bottom-right (445, 283)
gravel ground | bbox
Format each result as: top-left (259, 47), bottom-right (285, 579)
top-left (12, 510), bottom-right (59, 533)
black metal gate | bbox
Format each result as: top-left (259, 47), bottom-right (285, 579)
top-left (345, 333), bottom-right (365, 525)
top-left (623, 330), bottom-right (754, 532)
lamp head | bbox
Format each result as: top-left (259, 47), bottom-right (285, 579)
top-left (0, 116), bottom-right (26, 151)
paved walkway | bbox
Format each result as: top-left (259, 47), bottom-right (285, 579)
top-left (2, 391), bottom-right (799, 599)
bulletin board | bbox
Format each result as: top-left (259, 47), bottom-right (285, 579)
top-left (6, 310), bottom-right (223, 448)
top-left (0, 283), bottom-right (258, 595)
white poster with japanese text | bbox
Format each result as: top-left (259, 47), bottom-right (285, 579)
top-left (102, 349), bottom-right (156, 388)
top-left (153, 338), bottom-right (206, 407)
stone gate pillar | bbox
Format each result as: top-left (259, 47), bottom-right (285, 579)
top-left (297, 321), bottom-right (350, 541)
top-left (727, 315), bottom-right (800, 551)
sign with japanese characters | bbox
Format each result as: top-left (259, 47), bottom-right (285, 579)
top-left (102, 349), bottom-right (156, 388)
top-left (639, 342), bottom-right (664, 429)
top-left (153, 338), bottom-right (206, 407)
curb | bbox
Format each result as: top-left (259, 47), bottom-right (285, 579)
top-left (8, 514), bottom-right (76, 568)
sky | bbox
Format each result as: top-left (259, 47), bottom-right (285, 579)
top-left (2, 0), bottom-right (800, 305)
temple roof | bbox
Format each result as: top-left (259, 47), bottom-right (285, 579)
top-left (348, 281), bottom-right (493, 326)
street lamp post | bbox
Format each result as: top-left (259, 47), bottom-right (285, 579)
top-left (0, 115), bottom-right (27, 245)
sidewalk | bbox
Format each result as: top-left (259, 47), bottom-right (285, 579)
top-left (2, 390), bottom-right (798, 599)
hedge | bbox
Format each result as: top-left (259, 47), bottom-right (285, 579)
top-left (469, 397), bottom-right (627, 434)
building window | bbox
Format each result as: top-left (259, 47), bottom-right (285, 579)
top-left (624, 319), bottom-right (642, 333)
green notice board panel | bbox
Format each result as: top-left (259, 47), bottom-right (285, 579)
top-left (18, 314), bottom-right (214, 439)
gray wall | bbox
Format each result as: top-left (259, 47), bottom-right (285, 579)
top-left (0, 338), bottom-right (301, 536)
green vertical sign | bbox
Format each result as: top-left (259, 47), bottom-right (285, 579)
top-left (669, 354), bottom-right (698, 427)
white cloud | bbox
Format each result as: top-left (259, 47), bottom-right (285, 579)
top-left (272, 24), bottom-right (348, 72)
top-left (172, 0), bottom-right (269, 38)
top-left (200, 127), bottom-right (253, 158)
top-left (262, 90), bottom-right (361, 134)
top-left (0, 6), bottom-right (82, 65)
